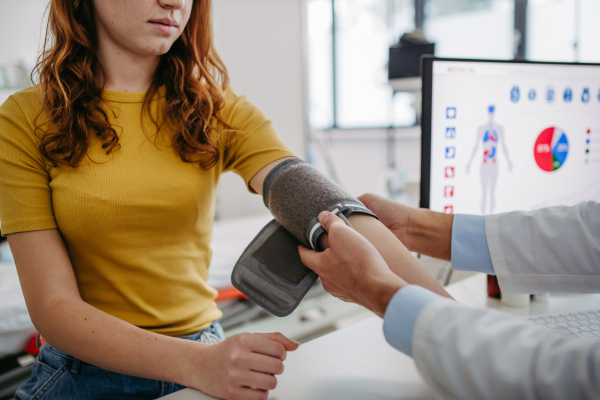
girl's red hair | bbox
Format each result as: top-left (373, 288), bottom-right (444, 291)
top-left (34, 0), bottom-right (230, 169)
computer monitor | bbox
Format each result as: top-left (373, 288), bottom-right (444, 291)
top-left (420, 57), bottom-right (600, 215)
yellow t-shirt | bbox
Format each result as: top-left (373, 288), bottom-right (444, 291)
top-left (0, 86), bottom-right (295, 336)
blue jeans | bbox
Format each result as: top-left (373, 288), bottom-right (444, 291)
top-left (15, 322), bottom-right (225, 400)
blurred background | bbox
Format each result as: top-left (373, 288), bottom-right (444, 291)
top-left (0, 1), bottom-right (599, 396)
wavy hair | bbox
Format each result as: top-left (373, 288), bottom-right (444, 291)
top-left (34, 0), bottom-right (230, 169)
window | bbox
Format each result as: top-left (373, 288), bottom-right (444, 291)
top-left (306, 0), bottom-right (334, 129)
top-left (528, 0), bottom-right (600, 63)
top-left (304, 0), bottom-right (599, 130)
top-left (423, 0), bottom-right (514, 59)
top-left (306, 0), bottom-right (415, 129)
top-left (335, 0), bottom-right (415, 128)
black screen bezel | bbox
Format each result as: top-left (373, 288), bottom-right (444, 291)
top-left (419, 57), bottom-right (600, 209)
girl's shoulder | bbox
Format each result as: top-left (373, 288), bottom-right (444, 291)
top-left (0, 86), bottom-right (44, 144)
top-left (218, 86), bottom-right (269, 130)
top-left (0, 86), bottom-right (43, 124)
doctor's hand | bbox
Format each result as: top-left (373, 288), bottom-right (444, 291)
top-left (298, 212), bottom-right (407, 318)
top-left (358, 194), bottom-right (411, 245)
top-left (358, 193), bottom-right (453, 261)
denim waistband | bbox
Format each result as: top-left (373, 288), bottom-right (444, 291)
top-left (177, 322), bottom-right (224, 341)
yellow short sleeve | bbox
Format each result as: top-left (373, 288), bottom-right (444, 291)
top-left (219, 89), bottom-right (296, 191)
top-left (0, 94), bottom-right (57, 235)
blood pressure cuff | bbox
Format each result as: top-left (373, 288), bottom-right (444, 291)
top-left (231, 159), bottom-right (378, 317)
top-left (262, 158), bottom-right (378, 250)
top-left (232, 219), bottom-right (318, 317)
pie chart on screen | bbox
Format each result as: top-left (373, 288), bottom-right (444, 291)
top-left (534, 127), bottom-right (569, 172)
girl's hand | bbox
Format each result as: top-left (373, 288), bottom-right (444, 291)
top-left (188, 332), bottom-right (299, 400)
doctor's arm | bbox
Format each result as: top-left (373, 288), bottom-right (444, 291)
top-left (299, 212), bottom-right (600, 400)
top-left (408, 295), bottom-right (600, 400)
top-left (359, 194), bottom-right (600, 293)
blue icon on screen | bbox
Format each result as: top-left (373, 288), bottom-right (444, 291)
top-left (563, 88), bottom-right (572, 102)
top-left (582, 88), bottom-right (590, 103)
top-left (445, 147), bottom-right (456, 159)
top-left (528, 89), bottom-right (536, 101)
top-left (546, 86), bottom-right (555, 103)
top-left (445, 127), bottom-right (456, 139)
top-left (510, 86), bottom-right (520, 103)
top-left (598, 88), bottom-right (600, 102)
top-left (446, 107), bottom-right (456, 119)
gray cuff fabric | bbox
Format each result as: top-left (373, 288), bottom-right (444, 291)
top-left (263, 159), bottom-right (378, 249)
top-left (231, 219), bottom-right (318, 317)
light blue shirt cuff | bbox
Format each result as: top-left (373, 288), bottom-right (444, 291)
top-left (451, 214), bottom-right (495, 275)
top-left (383, 285), bottom-right (442, 356)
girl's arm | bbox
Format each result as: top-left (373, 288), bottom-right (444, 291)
top-left (250, 159), bottom-right (451, 299)
top-left (9, 229), bottom-right (298, 400)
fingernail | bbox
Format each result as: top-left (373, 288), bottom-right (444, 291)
top-left (319, 211), bottom-right (330, 225)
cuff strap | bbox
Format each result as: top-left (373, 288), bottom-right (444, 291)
top-left (306, 202), bottom-right (378, 251)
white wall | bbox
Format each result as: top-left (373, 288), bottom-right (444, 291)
top-left (309, 128), bottom-right (422, 205)
top-left (0, 0), bottom-right (48, 91)
top-left (212, 0), bottom-right (306, 219)
top-left (0, 0), bottom-right (48, 66)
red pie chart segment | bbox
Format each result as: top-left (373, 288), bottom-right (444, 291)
top-left (534, 127), bottom-right (555, 172)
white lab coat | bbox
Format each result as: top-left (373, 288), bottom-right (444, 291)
top-left (413, 202), bottom-right (600, 400)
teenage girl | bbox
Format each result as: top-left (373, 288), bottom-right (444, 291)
top-left (0, 1), bottom-right (299, 399)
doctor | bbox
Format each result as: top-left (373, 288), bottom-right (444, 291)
top-left (299, 194), bottom-right (600, 400)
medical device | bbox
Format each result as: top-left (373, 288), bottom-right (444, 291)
top-left (232, 159), bottom-right (378, 317)
top-left (420, 57), bottom-right (600, 215)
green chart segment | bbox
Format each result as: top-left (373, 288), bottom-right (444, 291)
top-left (534, 127), bottom-right (569, 172)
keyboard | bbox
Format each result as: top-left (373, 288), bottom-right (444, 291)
top-left (520, 309), bottom-right (600, 339)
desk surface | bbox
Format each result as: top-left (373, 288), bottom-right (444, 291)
top-left (161, 274), bottom-right (600, 400)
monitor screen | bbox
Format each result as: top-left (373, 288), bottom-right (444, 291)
top-left (421, 58), bottom-right (600, 215)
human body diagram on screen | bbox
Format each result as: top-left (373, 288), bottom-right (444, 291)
top-left (466, 106), bottom-right (513, 214)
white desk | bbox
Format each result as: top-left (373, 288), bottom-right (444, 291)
top-left (161, 273), bottom-right (600, 400)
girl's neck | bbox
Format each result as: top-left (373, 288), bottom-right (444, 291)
top-left (97, 40), bottom-right (160, 93)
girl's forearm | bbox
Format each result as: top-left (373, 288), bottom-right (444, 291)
top-left (36, 297), bottom-right (202, 387)
top-left (347, 214), bottom-right (453, 298)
